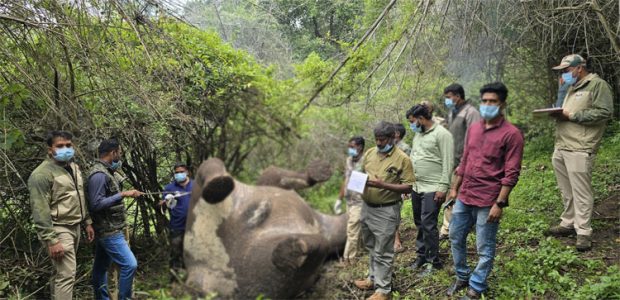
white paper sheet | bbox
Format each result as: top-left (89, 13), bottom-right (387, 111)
top-left (347, 171), bottom-right (368, 194)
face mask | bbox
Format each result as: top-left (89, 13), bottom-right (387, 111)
top-left (479, 105), bottom-right (500, 120)
top-left (410, 122), bottom-right (422, 133)
top-left (110, 160), bottom-right (122, 170)
top-left (377, 143), bottom-right (393, 153)
top-left (174, 172), bottom-right (187, 183)
top-left (53, 147), bottom-right (75, 162)
top-left (347, 147), bottom-right (358, 157)
top-left (561, 71), bottom-right (577, 85)
top-left (444, 98), bottom-right (454, 109)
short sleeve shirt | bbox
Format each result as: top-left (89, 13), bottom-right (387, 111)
top-left (361, 146), bottom-right (415, 205)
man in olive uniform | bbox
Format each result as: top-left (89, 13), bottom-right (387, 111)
top-left (547, 54), bottom-right (614, 251)
top-left (87, 139), bottom-right (143, 300)
top-left (28, 130), bottom-right (95, 299)
top-left (353, 121), bottom-right (415, 300)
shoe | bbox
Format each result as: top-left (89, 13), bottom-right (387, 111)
top-left (576, 235), bottom-right (592, 251)
top-left (354, 278), bottom-right (374, 291)
top-left (458, 287), bottom-right (481, 299)
top-left (446, 279), bottom-right (468, 296)
top-left (366, 291), bottom-right (390, 300)
top-left (546, 225), bottom-right (576, 237)
top-left (409, 257), bottom-right (427, 270)
top-left (417, 261), bottom-right (443, 278)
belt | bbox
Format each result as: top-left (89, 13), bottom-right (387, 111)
top-left (365, 201), bottom-right (400, 208)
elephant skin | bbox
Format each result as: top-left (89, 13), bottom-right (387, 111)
top-left (184, 158), bottom-right (347, 299)
top-left (256, 159), bottom-right (332, 190)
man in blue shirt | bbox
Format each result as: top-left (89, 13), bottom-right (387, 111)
top-left (87, 139), bottom-right (143, 300)
top-left (161, 163), bottom-right (193, 275)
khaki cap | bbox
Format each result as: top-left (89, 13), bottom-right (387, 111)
top-left (552, 54), bottom-right (586, 70)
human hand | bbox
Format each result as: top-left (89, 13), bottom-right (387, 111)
top-left (549, 110), bottom-right (570, 121)
top-left (333, 199), bottom-right (343, 215)
top-left (366, 177), bottom-right (385, 189)
top-left (486, 204), bottom-right (503, 223)
top-left (447, 188), bottom-right (458, 202)
top-left (48, 242), bottom-right (65, 260)
top-left (121, 190), bottom-right (144, 198)
top-left (434, 191), bottom-right (446, 204)
top-left (85, 224), bottom-right (95, 242)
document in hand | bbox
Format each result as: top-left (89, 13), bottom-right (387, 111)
top-left (532, 107), bottom-right (563, 116)
top-left (347, 171), bottom-right (368, 194)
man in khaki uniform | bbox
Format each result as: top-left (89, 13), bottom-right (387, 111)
top-left (337, 136), bottom-right (366, 265)
top-left (353, 121), bottom-right (415, 300)
top-left (547, 54), bottom-right (614, 251)
top-left (28, 131), bottom-right (95, 299)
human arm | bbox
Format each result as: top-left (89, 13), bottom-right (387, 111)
top-left (569, 81), bottom-right (613, 125)
top-left (87, 173), bottom-right (123, 212)
top-left (435, 131), bottom-right (455, 203)
top-left (449, 126), bottom-right (472, 200)
top-left (367, 157), bottom-right (415, 194)
top-left (366, 179), bottom-right (413, 194)
top-left (487, 185), bottom-right (513, 223)
top-left (28, 173), bottom-right (59, 246)
top-left (339, 160), bottom-right (349, 200)
top-left (28, 173), bottom-right (68, 259)
top-left (487, 130), bottom-right (524, 222)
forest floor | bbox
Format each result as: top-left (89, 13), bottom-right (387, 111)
top-left (302, 192), bottom-right (619, 300)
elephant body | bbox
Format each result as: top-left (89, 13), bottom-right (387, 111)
top-left (184, 158), bottom-right (346, 299)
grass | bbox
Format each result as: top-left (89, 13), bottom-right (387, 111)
top-left (304, 124), bottom-right (620, 299)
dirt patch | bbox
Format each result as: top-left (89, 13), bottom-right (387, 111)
top-left (587, 193), bottom-right (619, 264)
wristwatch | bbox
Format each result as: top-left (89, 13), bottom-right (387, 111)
top-left (495, 199), bottom-right (509, 208)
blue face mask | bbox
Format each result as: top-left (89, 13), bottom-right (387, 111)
top-left (561, 71), bottom-right (577, 85)
top-left (174, 172), bottom-right (187, 183)
top-left (409, 122), bottom-right (422, 133)
top-left (377, 143), bottom-right (393, 153)
top-left (479, 105), bottom-right (500, 120)
top-left (110, 160), bottom-right (122, 171)
top-left (347, 147), bottom-right (358, 157)
top-left (444, 98), bottom-right (454, 109)
top-left (53, 147), bottom-right (75, 162)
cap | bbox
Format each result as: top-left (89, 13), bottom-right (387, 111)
top-left (552, 54), bottom-right (586, 70)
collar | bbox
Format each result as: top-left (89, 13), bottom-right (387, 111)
top-left (377, 144), bottom-right (396, 157)
top-left (174, 179), bottom-right (192, 188)
top-left (573, 73), bottom-right (597, 90)
top-left (422, 122), bottom-right (437, 134)
top-left (454, 100), bottom-right (470, 113)
top-left (482, 116), bottom-right (505, 130)
top-left (46, 157), bottom-right (71, 168)
top-left (97, 159), bottom-right (115, 173)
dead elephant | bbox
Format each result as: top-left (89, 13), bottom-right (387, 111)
top-left (184, 158), bottom-right (347, 299)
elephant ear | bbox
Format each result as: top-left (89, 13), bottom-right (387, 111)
top-left (197, 158), bottom-right (235, 204)
top-left (272, 234), bottom-right (329, 274)
top-left (202, 175), bottom-right (234, 204)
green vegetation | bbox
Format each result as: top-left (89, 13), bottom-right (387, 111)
top-left (304, 127), bottom-right (620, 299)
top-left (0, 0), bottom-right (618, 299)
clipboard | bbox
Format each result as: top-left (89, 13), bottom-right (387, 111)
top-left (532, 107), bottom-right (563, 115)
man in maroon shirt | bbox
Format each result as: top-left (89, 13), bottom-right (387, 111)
top-left (445, 82), bottom-right (524, 299)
